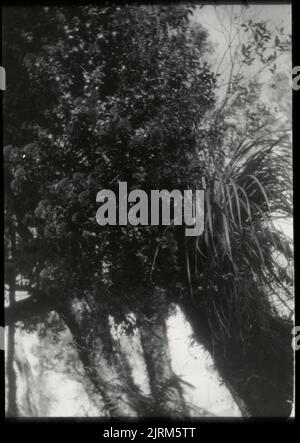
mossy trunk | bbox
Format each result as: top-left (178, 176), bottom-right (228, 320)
top-left (138, 292), bottom-right (189, 417)
top-left (6, 293), bottom-right (18, 417)
top-left (58, 296), bottom-right (147, 417)
top-left (6, 228), bottom-right (18, 417)
top-left (180, 298), bottom-right (293, 417)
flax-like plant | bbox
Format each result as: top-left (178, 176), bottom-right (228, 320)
top-left (176, 129), bottom-right (293, 417)
top-left (188, 131), bottom-right (293, 341)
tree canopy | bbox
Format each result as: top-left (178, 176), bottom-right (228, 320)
top-left (4, 4), bottom-right (293, 417)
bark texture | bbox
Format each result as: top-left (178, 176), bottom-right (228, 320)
top-left (5, 291), bottom-right (54, 326)
top-left (180, 298), bottom-right (294, 417)
top-left (5, 293), bottom-right (148, 416)
top-left (138, 293), bottom-right (189, 417)
top-left (6, 226), bottom-right (18, 417)
top-left (6, 284), bottom-right (18, 417)
top-left (57, 295), bottom-right (147, 416)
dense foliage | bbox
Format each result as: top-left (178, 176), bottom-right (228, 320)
top-left (4, 5), bottom-right (293, 417)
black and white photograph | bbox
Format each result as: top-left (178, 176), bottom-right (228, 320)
top-left (2, 2), bottom-right (295, 421)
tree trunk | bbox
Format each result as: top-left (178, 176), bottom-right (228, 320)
top-left (5, 293), bottom-right (148, 416)
top-left (137, 291), bottom-right (189, 417)
top-left (15, 345), bottom-right (39, 417)
top-left (6, 297), bottom-right (18, 416)
top-left (5, 291), bottom-right (55, 326)
top-left (179, 298), bottom-right (294, 417)
top-left (57, 295), bottom-right (147, 417)
top-left (6, 227), bottom-right (18, 417)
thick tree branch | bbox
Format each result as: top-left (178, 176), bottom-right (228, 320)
top-left (179, 298), bottom-right (294, 417)
top-left (5, 291), bottom-right (55, 326)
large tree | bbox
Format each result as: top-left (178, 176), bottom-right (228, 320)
top-left (4, 5), bottom-right (293, 417)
